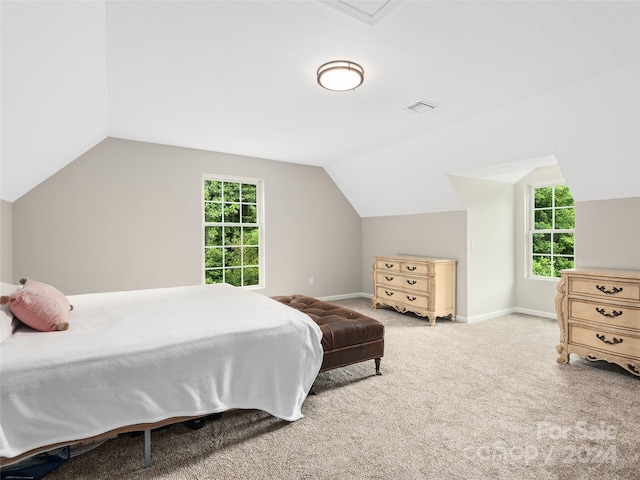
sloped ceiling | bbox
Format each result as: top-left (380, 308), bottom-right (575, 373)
top-left (1, 0), bottom-right (108, 202)
top-left (2, 1), bottom-right (639, 215)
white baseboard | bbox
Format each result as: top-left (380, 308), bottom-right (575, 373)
top-left (463, 307), bottom-right (556, 323)
top-left (317, 292), bottom-right (371, 302)
top-left (512, 307), bottom-right (557, 319)
top-left (315, 294), bottom-right (556, 322)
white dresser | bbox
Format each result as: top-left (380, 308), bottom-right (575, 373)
top-left (555, 268), bottom-right (640, 376)
top-left (372, 255), bottom-right (456, 326)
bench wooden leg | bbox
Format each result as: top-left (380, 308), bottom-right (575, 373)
top-left (375, 357), bottom-right (382, 375)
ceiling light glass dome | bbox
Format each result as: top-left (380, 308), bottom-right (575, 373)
top-left (317, 61), bottom-right (364, 91)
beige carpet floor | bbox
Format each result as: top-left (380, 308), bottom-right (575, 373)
top-left (41, 297), bottom-right (638, 479)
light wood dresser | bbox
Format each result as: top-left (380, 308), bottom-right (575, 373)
top-left (372, 255), bottom-right (457, 326)
top-left (555, 268), bottom-right (640, 376)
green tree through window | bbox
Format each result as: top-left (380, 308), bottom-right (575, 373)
top-left (530, 184), bottom-right (575, 278)
top-left (203, 177), bottom-right (262, 287)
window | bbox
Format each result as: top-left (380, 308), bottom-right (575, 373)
top-left (529, 184), bottom-right (575, 278)
top-left (203, 176), bottom-right (263, 287)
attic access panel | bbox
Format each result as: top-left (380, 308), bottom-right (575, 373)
top-left (319, 0), bottom-right (401, 25)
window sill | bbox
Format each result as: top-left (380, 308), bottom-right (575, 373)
top-left (525, 275), bottom-right (562, 282)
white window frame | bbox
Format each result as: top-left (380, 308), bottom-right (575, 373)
top-left (202, 174), bottom-right (265, 289)
top-left (526, 180), bottom-right (575, 280)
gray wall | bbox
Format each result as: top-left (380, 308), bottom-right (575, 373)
top-left (360, 211), bottom-right (468, 318)
top-left (12, 138), bottom-right (362, 297)
top-left (0, 200), bottom-right (13, 283)
top-left (7, 137), bottom-right (639, 317)
top-left (575, 197), bottom-right (640, 270)
top-left (515, 167), bottom-right (640, 316)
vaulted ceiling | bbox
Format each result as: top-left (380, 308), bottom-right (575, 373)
top-left (2, 1), bottom-right (639, 215)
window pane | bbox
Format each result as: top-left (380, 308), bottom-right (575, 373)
top-left (223, 182), bottom-right (240, 203)
top-left (203, 177), bottom-right (262, 288)
top-left (205, 269), bottom-right (223, 284)
top-left (553, 233), bottom-right (574, 255)
top-left (534, 209), bottom-right (552, 229)
top-left (532, 256), bottom-right (552, 276)
top-left (244, 267), bottom-right (259, 286)
top-left (204, 226), bottom-right (222, 246)
top-left (242, 204), bottom-right (257, 223)
top-left (223, 203), bottom-right (240, 223)
top-left (204, 247), bottom-right (223, 268)
top-left (529, 184), bottom-right (575, 279)
top-left (532, 233), bottom-right (551, 254)
top-left (224, 246), bottom-right (242, 267)
top-left (555, 207), bottom-right (574, 229)
top-left (204, 202), bottom-right (222, 222)
top-left (553, 257), bottom-right (574, 276)
top-left (243, 246), bottom-right (258, 266)
top-left (534, 187), bottom-right (552, 208)
top-left (241, 184), bottom-right (257, 203)
top-left (204, 180), bottom-right (222, 202)
top-left (225, 268), bottom-right (242, 286)
top-left (243, 227), bottom-right (259, 245)
top-left (554, 186), bottom-right (574, 207)
top-left (224, 226), bottom-right (242, 246)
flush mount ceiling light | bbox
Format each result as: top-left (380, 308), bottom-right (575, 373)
top-left (317, 60), bottom-right (364, 91)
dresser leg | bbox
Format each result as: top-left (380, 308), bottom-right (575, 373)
top-left (627, 363), bottom-right (640, 376)
top-left (556, 343), bottom-right (569, 364)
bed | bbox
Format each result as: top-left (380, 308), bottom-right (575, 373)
top-left (0, 282), bottom-right (323, 466)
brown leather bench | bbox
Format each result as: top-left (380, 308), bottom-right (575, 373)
top-left (272, 295), bottom-right (384, 375)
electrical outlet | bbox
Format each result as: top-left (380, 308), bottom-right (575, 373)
top-left (309, 277), bottom-right (315, 285)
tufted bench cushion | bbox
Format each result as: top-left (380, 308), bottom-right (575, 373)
top-left (272, 294), bottom-right (384, 375)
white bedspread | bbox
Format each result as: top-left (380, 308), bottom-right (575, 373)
top-left (0, 283), bottom-right (323, 459)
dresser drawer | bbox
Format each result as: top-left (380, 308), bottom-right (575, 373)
top-left (376, 259), bottom-right (401, 272)
top-left (569, 324), bottom-right (640, 360)
top-left (399, 261), bottom-right (430, 276)
top-left (569, 299), bottom-right (639, 330)
top-left (375, 272), bottom-right (400, 287)
top-left (374, 273), bottom-right (430, 291)
top-left (375, 286), bottom-right (431, 309)
top-left (568, 278), bottom-right (640, 301)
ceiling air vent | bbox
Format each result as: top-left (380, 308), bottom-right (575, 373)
top-left (402, 100), bottom-right (439, 114)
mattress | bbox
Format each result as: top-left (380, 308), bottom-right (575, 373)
top-left (0, 283), bottom-right (323, 460)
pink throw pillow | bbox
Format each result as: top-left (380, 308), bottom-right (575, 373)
top-left (7, 280), bottom-right (71, 331)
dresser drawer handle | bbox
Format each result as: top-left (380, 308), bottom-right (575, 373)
top-left (596, 307), bottom-right (623, 318)
top-left (384, 290), bottom-right (394, 296)
top-left (406, 266), bottom-right (417, 271)
top-left (384, 263), bottom-right (395, 268)
top-left (596, 285), bottom-right (623, 295)
top-left (596, 333), bottom-right (623, 345)
top-left (384, 276), bottom-right (394, 281)
top-left (406, 295), bottom-right (417, 301)
top-left (406, 280), bottom-right (417, 285)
